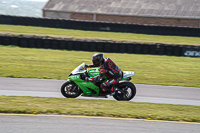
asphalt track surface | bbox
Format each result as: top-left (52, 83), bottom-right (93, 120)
top-left (0, 77), bottom-right (200, 106)
top-left (1, 77), bottom-right (200, 133)
top-left (0, 114), bottom-right (200, 133)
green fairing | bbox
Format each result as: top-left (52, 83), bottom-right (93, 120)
top-left (88, 68), bottom-right (132, 80)
top-left (68, 69), bottom-right (100, 96)
top-left (67, 63), bottom-right (135, 97)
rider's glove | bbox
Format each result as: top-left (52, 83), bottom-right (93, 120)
top-left (85, 77), bottom-right (91, 82)
top-left (85, 64), bottom-right (88, 69)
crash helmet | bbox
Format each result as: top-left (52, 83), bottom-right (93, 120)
top-left (92, 53), bottom-right (104, 67)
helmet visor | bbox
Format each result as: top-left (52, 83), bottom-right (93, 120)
top-left (92, 59), bottom-right (100, 67)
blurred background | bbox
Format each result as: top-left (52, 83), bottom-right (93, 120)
top-left (0, 0), bottom-right (48, 17)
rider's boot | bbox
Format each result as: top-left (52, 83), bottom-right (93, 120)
top-left (110, 86), bottom-right (119, 96)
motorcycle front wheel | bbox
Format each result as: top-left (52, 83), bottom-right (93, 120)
top-left (61, 81), bottom-right (82, 98)
top-left (113, 82), bottom-right (136, 101)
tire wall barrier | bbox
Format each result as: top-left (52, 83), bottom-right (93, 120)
top-left (0, 15), bottom-right (200, 37)
top-left (0, 35), bottom-right (199, 57)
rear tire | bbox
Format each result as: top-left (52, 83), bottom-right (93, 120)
top-left (113, 82), bottom-right (136, 101)
top-left (61, 81), bottom-right (82, 98)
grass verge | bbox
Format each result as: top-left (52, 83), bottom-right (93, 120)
top-left (0, 45), bottom-right (200, 87)
top-left (0, 96), bottom-right (200, 123)
top-left (0, 24), bottom-right (200, 46)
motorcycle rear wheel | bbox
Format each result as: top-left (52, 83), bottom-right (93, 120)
top-left (113, 82), bottom-right (136, 101)
top-left (61, 81), bottom-right (82, 98)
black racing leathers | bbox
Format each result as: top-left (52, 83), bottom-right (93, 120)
top-left (86, 58), bottom-right (122, 91)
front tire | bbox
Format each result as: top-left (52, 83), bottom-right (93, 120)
top-left (113, 82), bottom-right (136, 101)
top-left (61, 81), bottom-right (82, 98)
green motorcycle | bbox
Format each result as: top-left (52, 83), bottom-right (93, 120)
top-left (61, 62), bottom-right (136, 101)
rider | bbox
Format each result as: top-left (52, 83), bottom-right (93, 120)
top-left (85, 53), bottom-right (122, 95)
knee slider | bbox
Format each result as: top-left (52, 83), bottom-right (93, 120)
top-left (101, 83), bottom-right (108, 89)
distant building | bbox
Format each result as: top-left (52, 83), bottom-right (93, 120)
top-left (43, 0), bottom-right (200, 28)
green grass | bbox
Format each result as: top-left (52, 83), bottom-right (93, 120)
top-left (0, 96), bottom-right (200, 123)
top-left (0, 24), bottom-right (200, 46)
top-left (0, 45), bottom-right (200, 87)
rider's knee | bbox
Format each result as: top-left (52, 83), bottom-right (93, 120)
top-left (100, 83), bottom-right (107, 89)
